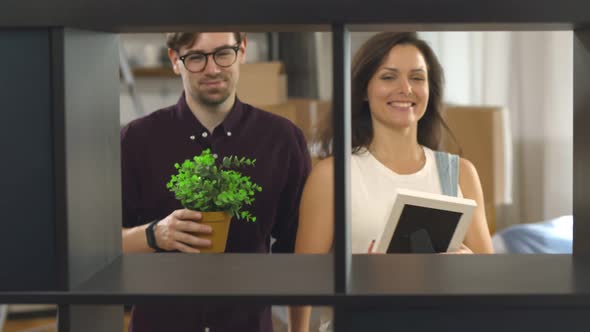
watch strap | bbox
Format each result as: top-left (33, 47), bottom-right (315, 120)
top-left (145, 219), bottom-right (164, 252)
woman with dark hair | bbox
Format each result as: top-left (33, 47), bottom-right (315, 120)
top-left (289, 32), bottom-right (493, 331)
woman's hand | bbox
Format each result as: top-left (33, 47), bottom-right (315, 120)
top-left (442, 243), bottom-right (473, 254)
top-left (368, 239), bottom-right (376, 253)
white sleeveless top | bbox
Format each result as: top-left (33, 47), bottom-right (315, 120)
top-left (350, 146), bottom-right (462, 254)
top-left (318, 147), bottom-right (462, 332)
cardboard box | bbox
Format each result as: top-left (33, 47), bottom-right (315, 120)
top-left (287, 98), bottom-right (332, 141)
top-left (441, 105), bottom-right (511, 234)
top-left (255, 99), bottom-right (332, 143)
top-left (237, 61), bottom-right (287, 106)
top-left (259, 103), bottom-right (297, 125)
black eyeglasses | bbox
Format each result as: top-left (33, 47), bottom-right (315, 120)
top-left (178, 44), bottom-right (240, 73)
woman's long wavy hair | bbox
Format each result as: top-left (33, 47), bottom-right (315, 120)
top-left (317, 32), bottom-right (457, 157)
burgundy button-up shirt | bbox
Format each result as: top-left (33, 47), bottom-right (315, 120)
top-left (121, 94), bottom-right (311, 332)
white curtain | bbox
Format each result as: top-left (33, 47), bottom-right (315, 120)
top-left (420, 31), bottom-right (573, 228)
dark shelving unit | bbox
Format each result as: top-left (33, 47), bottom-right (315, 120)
top-left (1, 1), bottom-right (590, 331)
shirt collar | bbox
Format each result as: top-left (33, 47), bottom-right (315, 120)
top-left (174, 92), bottom-right (244, 135)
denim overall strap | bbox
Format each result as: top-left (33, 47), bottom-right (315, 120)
top-left (434, 151), bottom-right (459, 197)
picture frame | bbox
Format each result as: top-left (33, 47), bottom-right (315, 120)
top-left (375, 188), bottom-right (477, 253)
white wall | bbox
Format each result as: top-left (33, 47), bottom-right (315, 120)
top-left (430, 31), bottom-right (572, 226)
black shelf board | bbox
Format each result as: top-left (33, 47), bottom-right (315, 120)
top-left (349, 254), bottom-right (590, 307)
top-left (3, 255), bottom-right (590, 307)
top-left (0, 254), bottom-right (333, 304)
top-left (75, 253), bottom-right (334, 298)
top-left (1, 0), bottom-right (589, 31)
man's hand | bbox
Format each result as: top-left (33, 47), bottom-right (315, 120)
top-left (154, 209), bottom-right (212, 253)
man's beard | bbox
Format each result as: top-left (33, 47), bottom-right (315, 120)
top-left (194, 76), bottom-right (232, 106)
top-left (196, 88), bottom-right (232, 106)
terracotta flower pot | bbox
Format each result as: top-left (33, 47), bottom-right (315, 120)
top-left (197, 211), bottom-right (232, 253)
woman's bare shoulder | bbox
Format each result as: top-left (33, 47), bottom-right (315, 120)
top-left (306, 157), bottom-right (334, 189)
top-left (459, 157), bottom-right (479, 182)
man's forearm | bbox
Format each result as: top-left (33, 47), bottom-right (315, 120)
top-left (122, 224), bottom-right (153, 253)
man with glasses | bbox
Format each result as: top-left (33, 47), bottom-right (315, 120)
top-left (121, 32), bottom-right (311, 331)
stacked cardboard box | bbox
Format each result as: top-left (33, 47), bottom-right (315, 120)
top-left (286, 98), bottom-right (332, 142)
top-left (237, 61), bottom-right (331, 146)
top-left (237, 61), bottom-right (287, 106)
top-left (237, 61), bottom-right (297, 131)
top-left (441, 105), bottom-right (511, 234)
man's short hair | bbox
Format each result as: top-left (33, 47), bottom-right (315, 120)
top-left (166, 32), bottom-right (246, 51)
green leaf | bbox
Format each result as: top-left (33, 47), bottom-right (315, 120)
top-left (167, 149), bottom-right (262, 221)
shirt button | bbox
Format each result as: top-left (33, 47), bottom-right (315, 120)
top-left (189, 135), bottom-right (195, 140)
top-left (202, 132), bottom-right (208, 138)
top-left (226, 131), bottom-right (232, 137)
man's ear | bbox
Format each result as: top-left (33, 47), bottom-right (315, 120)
top-left (167, 48), bottom-right (181, 75)
top-left (238, 36), bottom-right (247, 64)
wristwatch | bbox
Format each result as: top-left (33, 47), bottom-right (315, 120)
top-left (145, 219), bottom-right (164, 252)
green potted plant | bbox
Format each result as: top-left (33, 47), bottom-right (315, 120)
top-left (166, 149), bottom-right (262, 253)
